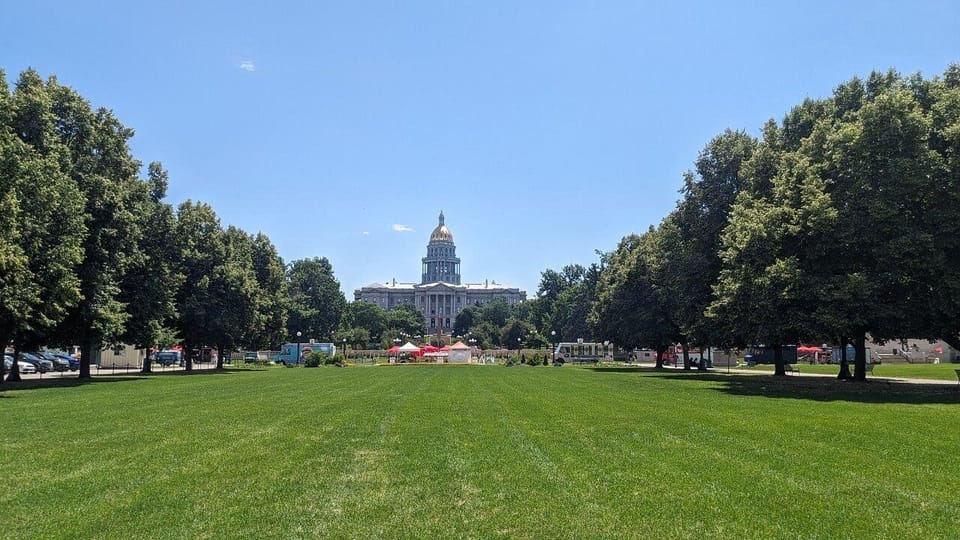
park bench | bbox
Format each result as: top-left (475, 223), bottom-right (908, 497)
top-left (785, 364), bottom-right (799, 374)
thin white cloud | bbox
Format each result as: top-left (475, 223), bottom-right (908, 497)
top-left (362, 231), bottom-right (370, 236)
top-left (238, 60), bottom-right (256, 72)
top-left (392, 224), bottom-right (414, 233)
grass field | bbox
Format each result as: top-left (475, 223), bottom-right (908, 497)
top-left (740, 361), bottom-right (960, 381)
top-left (3, 366), bottom-right (959, 538)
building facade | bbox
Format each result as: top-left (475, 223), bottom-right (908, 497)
top-left (354, 212), bottom-right (526, 332)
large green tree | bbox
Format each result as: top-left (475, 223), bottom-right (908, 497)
top-left (451, 304), bottom-right (480, 338)
top-left (383, 304), bottom-right (426, 345)
top-left (248, 232), bottom-right (288, 350)
top-left (6, 69), bottom-right (141, 380)
top-left (40, 73), bottom-right (145, 378)
top-left (710, 150), bottom-right (838, 376)
top-left (174, 201), bottom-right (226, 371)
top-left (0, 70), bottom-right (85, 381)
top-left (923, 66), bottom-right (960, 351)
top-left (591, 229), bottom-right (679, 368)
top-left (822, 74), bottom-right (944, 379)
top-left (286, 257), bottom-right (345, 341)
top-left (208, 226), bottom-right (261, 368)
top-left (671, 130), bottom-right (756, 365)
top-left (118, 162), bottom-right (182, 374)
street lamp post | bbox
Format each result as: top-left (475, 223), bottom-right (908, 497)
top-left (551, 330), bottom-right (556, 364)
top-left (296, 331), bottom-right (302, 366)
top-left (342, 338), bottom-right (347, 363)
top-left (604, 340), bottom-right (610, 362)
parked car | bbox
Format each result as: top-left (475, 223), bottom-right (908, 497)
top-left (37, 352), bottom-right (70, 372)
top-left (19, 352), bottom-right (53, 373)
top-left (690, 357), bottom-right (713, 369)
top-left (5, 355), bottom-right (38, 374)
top-left (54, 353), bottom-right (80, 371)
top-left (155, 350), bottom-right (182, 366)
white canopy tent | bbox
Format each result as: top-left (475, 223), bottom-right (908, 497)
top-left (398, 342), bottom-right (420, 353)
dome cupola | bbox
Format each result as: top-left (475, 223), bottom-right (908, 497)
top-left (430, 211), bottom-right (453, 242)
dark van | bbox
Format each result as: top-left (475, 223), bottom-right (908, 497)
top-left (155, 350), bottom-right (182, 366)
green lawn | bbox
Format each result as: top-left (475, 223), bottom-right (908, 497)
top-left (741, 361), bottom-right (960, 381)
top-left (2, 366), bottom-right (959, 538)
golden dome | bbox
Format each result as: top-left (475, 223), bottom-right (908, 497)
top-left (429, 211), bottom-right (453, 242)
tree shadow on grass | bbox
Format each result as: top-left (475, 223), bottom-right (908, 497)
top-left (587, 367), bottom-right (960, 405)
top-left (0, 376), bottom-right (143, 395)
top-left (136, 367), bottom-right (258, 377)
top-left (0, 368), bottom-right (257, 396)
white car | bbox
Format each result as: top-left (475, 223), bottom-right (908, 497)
top-left (4, 356), bottom-right (37, 374)
top-left (5, 355), bottom-right (38, 375)
top-left (17, 360), bottom-right (37, 375)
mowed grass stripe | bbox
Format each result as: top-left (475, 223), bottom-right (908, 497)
top-left (2, 367), bottom-right (959, 538)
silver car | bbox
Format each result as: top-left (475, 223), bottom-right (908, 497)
top-left (18, 352), bottom-right (53, 373)
top-left (5, 355), bottom-right (37, 374)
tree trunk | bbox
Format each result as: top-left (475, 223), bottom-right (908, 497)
top-left (681, 341), bottom-right (691, 370)
top-left (836, 337), bottom-right (851, 379)
top-left (853, 331), bottom-right (867, 382)
top-left (655, 347), bottom-right (665, 369)
top-left (79, 337), bottom-right (93, 380)
top-left (184, 341), bottom-right (193, 372)
top-left (141, 348), bottom-right (153, 374)
top-left (0, 331), bottom-right (7, 384)
top-left (698, 344), bottom-right (708, 371)
top-left (6, 341), bottom-right (22, 382)
top-left (216, 345), bottom-right (225, 370)
top-left (773, 344), bottom-right (786, 376)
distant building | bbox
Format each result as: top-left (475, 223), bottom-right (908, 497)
top-left (870, 338), bottom-right (959, 363)
top-left (95, 344), bottom-right (147, 369)
top-left (354, 212), bottom-right (526, 333)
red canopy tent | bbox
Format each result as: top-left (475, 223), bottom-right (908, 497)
top-left (386, 345), bottom-right (400, 355)
top-left (796, 345), bottom-right (822, 355)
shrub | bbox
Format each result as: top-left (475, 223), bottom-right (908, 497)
top-left (324, 355), bottom-right (342, 366)
top-left (304, 351), bottom-right (328, 368)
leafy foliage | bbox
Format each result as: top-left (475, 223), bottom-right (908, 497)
top-left (303, 350), bottom-right (331, 367)
top-left (286, 257), bottom-right (346, 341)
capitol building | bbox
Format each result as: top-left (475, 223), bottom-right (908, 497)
top-left (354, 212), bottom-right (526, 333)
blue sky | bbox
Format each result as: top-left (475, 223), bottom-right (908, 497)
top-left (2, 1), bottom-right (958, 298)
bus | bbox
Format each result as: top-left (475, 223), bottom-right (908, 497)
top-left (553, 342), bottom-right (613, 364)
